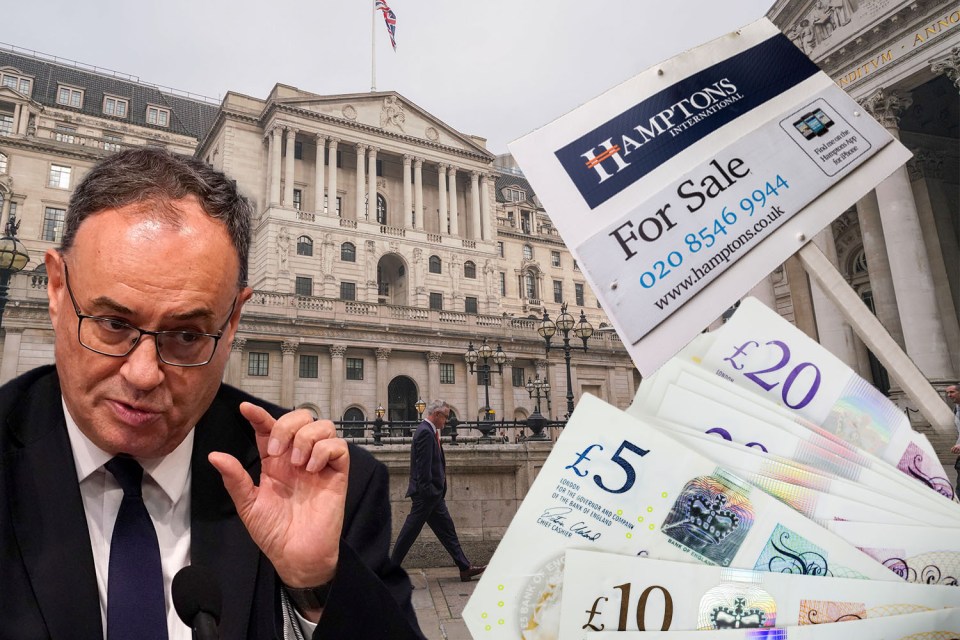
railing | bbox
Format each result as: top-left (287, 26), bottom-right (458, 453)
top-left (48, 130), bottom-right (134, 153)
top-left (333, 417), bottom-right (566, 445)
top-left (438, 310), bottom-right (468, 324)
top-left (339, 218), bottom-right (357, 229)
top-left (426, 233), bottom-right (443, 243)
top-left (297, 211), bottom-right (316, 222)
top-left (462, 239), bottom-right (476, 249)
top-left (380, 225), bottom-right (406, 237)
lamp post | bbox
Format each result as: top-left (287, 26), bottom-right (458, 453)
top-left (537, 302), bottom-right (593, 419)
top-left (372, 403), bottom-right (386, 446)
top-left (524, 375), bottom-right (551, 441)
top-left (0, 214), bottom-right (30, 329)
top-left (464, 337), bottom-right (506, 442)
top-left (415, 398), bottom-right (426, 421)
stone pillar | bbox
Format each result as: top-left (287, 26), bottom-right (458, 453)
top-left (414, 158), bottom-right (424, 228)
top-left (437, 163), bottom-right (448, 234)
top-left (376, 348), bottom-right (391, 410)
top-left (784, 255), bottom-right (818, 340)
top-left (269, 126), bottom-right (282, 206)
top-left (225, 337), bottom-right (246, 387)
top-left (503, 358), bottom-right (516, 421)
top-left (0, 328), bottom-right (23, 384)
top-left (283, 127), bottom-right (297, 207)
top-left (930, 46), bottom-right (960, 92)
top-left (470, 171), bottom-right (482, 240)
top-left (448, 167), bottom-right (459, 236)
top-left (402, 155), bottom-right (413, 228)
top-left (606, 365), bottom-right (620, 407)
top-left (314, 134), bottom-right (326, 214)
top-left (810, 227), bottom-right (860, 371)
top-left (280, 340), bottom-right (298, 409)
top-left (367, 146), bottom-right (378, 222)
top-left (426, 351), bottom-right (442, 403)
top-left (355, 143), bottom-right (367, 220)
top-left (861, 90), bottom-right (953, 380)
top-left (480, 174), bottom-right (492, 241)
top-left (329, 345), bottom-right (347, 420)
top-left (855, 190), bottom-right (904, 347)
top-left (327, 138), bottom-right (339, 215)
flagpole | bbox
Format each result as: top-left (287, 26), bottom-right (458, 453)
top-left (371, 0), bottom-right (376, 91)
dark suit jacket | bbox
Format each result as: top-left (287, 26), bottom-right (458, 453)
top-left (0, 366), bottom-right (423, 639)
top-left (405, 420), bottom-right (444, 500)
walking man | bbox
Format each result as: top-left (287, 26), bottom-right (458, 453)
top-left (948, 385), bottom-right (960, 496)
top-left (392, 400), bottom-right (485, 581)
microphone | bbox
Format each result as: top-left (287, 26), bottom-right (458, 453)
top-left (172, 565), bottom-right (222, 640)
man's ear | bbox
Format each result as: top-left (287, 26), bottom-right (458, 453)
top-left (45, 249), bottom-right (65, 325)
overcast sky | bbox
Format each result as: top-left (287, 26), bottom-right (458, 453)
top-left (5, 0), bottom-right (773, 154)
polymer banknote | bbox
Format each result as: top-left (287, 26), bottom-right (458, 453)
top-left (559, 549), bottom-right (960, 638)
top-left (461, 395), bottom-right (896, 640)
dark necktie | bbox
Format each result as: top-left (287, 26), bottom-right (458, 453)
top-left (105, 456), bottom-right (168, 640)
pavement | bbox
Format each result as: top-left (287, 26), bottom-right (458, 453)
top-left (409, 566), bottom-right (480, 640)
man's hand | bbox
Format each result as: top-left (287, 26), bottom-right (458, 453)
top-left (208, 402), bottom-right (348, 590)
top-left (951, 444), bottom-right (960, 455)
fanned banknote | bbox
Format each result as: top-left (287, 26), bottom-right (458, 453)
top-left (559, 549), bottom-right (960, 638)
top-left (585, 607), bottom-right (960, 639)
top-left (461, 395), bottom-right (895, 640)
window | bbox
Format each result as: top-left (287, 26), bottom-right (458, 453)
top-left (521, 211), bottom-right (532, 234)
top-left (146, 106), bottom-right (170, 127)
top-left (340, 281), bottom-right (356, 301)
top-left (346, 358), bottom-right (364, 380)
top-left (54, 125), bottom-right (77, 144)
top-left (524, 272), bottom-right (537, 299)
top-left (57, 85), bottom-right (83, 108)
top-left (295, 276), bottom-right (313, 297)
top-left (343, 407), bottom-right (365, 421)
top-left (464, 261), bottom-right (476, 279)
top-left (553, 280), bottom-right (563, 304)
top-left (429, 255), bottom-right (441, 274)
top-left (376, 159), bottom-right (383, 177)
top-left (102, 96), bottom-right (128, 118)
top-left (248, 352), bottom-right (269, 376)
top-left (505, 186), bottom-right (526, 202)
top-left (0, 153), bottom-right (6, 174)
top-left (465, 296), bottom-right (478, 313)
top-left (476, 370), bottom-right (489, 386)
top-left (103, 133), bottom-right (123, 152)
top-left (499, 272), bottom-right (506, 296)
top-left (294, 141), bottom-right (302, 160)
top-left (429, 292), bottom-right (443, 310)
top-left (293, 188), bottom-right (302, 211)
top-left (440, 363), bottom-right (455, 384)
top-left (299, 354), bottom-right (319, 378)
top-left (1, 72), bottom-right (31, 95)
top-left (48, 164), bottom-right (71, 189)
top-left (324, 195), bottom-right (342, 216)
top-left (551, 251), bottom-right (561, 267)
top-left (575, 283), bottom-right (585, 306)
top-left (376, 193), bottom-right (386, 224)
top-left (341, 242), bottom-right (356, 262)
top-left (0, 113), bottom-right (12, 136)
top-left (522, 245), bottom-right (533, 260)
top-left (512, 367), bottom-right (525, 387)
top-left (297, 235), bottom-right (313, 256)
top-left (497, 241), bottom-right (504, 257)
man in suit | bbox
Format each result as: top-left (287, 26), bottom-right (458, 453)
top-left (0, 148), bottom-right (423, 639)
top-left (391, 400), bottom-right (485, 581)
top-left (947, 384), bottom-right (960, 496)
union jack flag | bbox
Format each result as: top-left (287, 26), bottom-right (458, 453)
top-left (374, 0), bottom-right (397, 51)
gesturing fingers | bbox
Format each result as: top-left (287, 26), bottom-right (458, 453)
top-left (305, 437), bottom-right (350, 473)
top-left (290, 418), bottom-right (339, 469)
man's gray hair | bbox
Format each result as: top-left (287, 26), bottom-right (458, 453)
top-left (60, 147), bottom-right (252, 286)
top-left (425, 400), bottom-right (449, 416)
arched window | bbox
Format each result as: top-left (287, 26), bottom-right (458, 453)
top-left (341, 242), bottom-right (356, 262)
top-left (522, 245), bottom-right (533, 260)
top-left (343, 407), bottom-right (365, 421)
top-left (429, 255), bottom-right (442, 274)
top-left (464, 260), bottom-right (476, 279)
top-left (0, 153), bottom-right (7, 174)
top-left (296, 235), bottom-right (313, 256)
top-left (376, 193), bottom-right (387, 225)
top-left (524, 270), bottom-right (538, 299)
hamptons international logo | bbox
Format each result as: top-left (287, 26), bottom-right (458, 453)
top-left (554, 34), bottom-right (820, 210)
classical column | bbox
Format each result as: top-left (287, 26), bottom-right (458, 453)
top-left (480, 174), bottom-right (492, 241)
top-left (376, 348), bottom-right (391, 410)
top-left (280, 340), bottom-right (299, 409)
top-left (314, 134), bottom-right (326, 214)
top-left (225, 337), bottom-right (246, 387)
top-left (469, 171), bottom-right (482, 240)
top-left (502, 358), bottom-right (516, 421)
top-left (930, 46), bottom-right (960, 92)
top-left (283, 127), bottom-right (297, 207)
top-left (355, 143), bottom-right (367, 220)
top-left (426, 351), bottom-right (442, 403)
top-left (414, 158), bottom-right (424, 228)
top-left (861, 90), bottom-right (953, 380)
top-left (402, 155), bottom-right (413, 228)
top-left (856, 191), bottom-right (904, 347)
top-left (326, 138), bottom-right (339, 215)
top-left (270, 126), bottom-right (283, 206)
top-left (810, 227), bottom-right (860, 371)
top-left (368, 146), bottom-right (378, 222)
top-left (448, 166), bottom-right (460, 236)
top-left (329, 345), bottom-right (347, 420)
top-left (437, 163), bottom-right (448, 234)
top-left (0, 327), bottom-right (23, 384)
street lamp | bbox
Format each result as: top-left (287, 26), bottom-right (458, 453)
top-left (464, 337), bottom-right (506, 442)
top-left (0, 214), bottom-right (30, 328)
top-left (538, 302), bottom-right (593, 418)
top-left (524, 375), bottom-right (551, 441)
top-left (415, 398), bottom-right (426, 421)
top-left (372, 403), bottom-right (386, 446)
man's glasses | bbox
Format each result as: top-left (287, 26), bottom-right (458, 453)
top-left (63, 263), bottom-right (236, 367)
